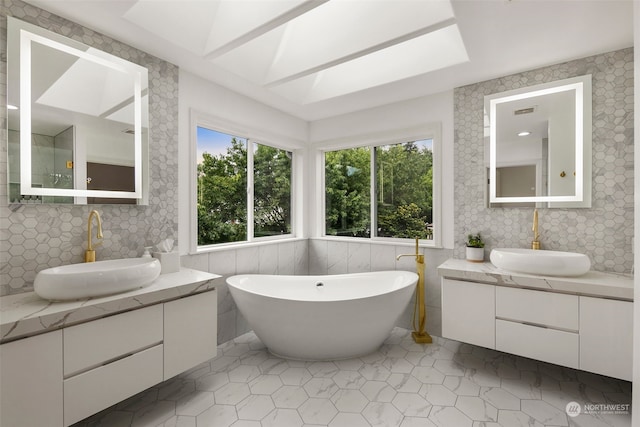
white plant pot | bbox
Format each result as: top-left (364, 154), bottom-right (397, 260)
top-left (466, 246), bottom-right (484, 262)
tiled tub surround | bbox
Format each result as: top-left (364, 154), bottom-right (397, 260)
top-left (454, 48), bottom-right (634, 274)
top-left (1, 0), bottom-right (181, 296)
top-left (438, 259), bottom-right (634, 382)
top-left (308, 239), bottom-right (454, 339)
top-left (0, 268), bottom-right (219, 427)
top-left (71, 328), bottom-right (632, 427)
top-left (181, 239), bottom-right (309, 345)
top-left (181, 239), bottom-right (450, 346)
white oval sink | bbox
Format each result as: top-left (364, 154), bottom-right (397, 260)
top-left (490, 248), bottom-right (591, 277)
top-left (34, 258), bottom-right (161, 301)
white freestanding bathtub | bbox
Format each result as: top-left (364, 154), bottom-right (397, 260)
top-left (226, 271), bottom-right (417, 360)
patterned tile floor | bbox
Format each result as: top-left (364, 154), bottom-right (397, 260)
top-left (75, 328), bottom-right (632, 427)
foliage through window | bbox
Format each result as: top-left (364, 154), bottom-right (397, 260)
top-left (325, 140), bottom-right (434, 240)
top-left (197, 127), bottom-right (292, 246)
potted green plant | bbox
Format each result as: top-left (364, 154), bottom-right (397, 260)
top-left (466, 233), bottom-right (485, 262)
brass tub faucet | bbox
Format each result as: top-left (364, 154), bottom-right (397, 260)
top-left (85, 210), bottom-right (104, 262)
top-left (397, 238), bottom-right (432, 344)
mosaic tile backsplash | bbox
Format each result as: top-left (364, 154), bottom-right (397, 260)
top-left (454, 48), bottom-right (634, 274)
top-left (1, 0), bottom-right (180, 295)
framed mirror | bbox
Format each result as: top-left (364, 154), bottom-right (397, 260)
top-left (485, 75), bottom-right (592, 208)
top-left (7, 17), bottom-right (149, 205)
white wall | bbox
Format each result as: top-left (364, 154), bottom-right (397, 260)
top-left (308, 90), bottom-right (455, 249)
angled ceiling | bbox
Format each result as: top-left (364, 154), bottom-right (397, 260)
top-left (23, 0), bottom-right (633, 121)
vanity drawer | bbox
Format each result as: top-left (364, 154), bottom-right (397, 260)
top-left (495, 286), bottom-right (578, 330)
top-left (496, 319), bottom-right (578, 369)
top-left (63, 344), bottom-right (163, 426)
top-left (63, 304), bottom-right (163, 376)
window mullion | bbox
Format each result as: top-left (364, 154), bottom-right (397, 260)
top-left (247, 140), bottom-right (254, 242)
top-left (370, 146), bottom-right (378, 238)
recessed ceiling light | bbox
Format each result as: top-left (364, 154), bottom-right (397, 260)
top-left (518, 131), bottom-right (531, 137)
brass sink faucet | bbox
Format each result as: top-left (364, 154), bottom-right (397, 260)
top-left (531, 208), bottom-right (540, 250)
top-left (85, 210), bottom-right (104, 262)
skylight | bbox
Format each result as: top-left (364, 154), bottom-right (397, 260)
top-left (124, 0), bottom-right (468, 104)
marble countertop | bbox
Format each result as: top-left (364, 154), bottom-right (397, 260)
top-left (0, 268), bottom-right (220, 343)
top-left (438, 259), bottom-right (634, 301)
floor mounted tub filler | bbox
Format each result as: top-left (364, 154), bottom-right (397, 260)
top-left (226, 271), bottom-right (418, 360)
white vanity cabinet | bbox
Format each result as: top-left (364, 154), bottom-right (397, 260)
top-left (579, 296), bottom-right (633, 380)
top-left (164, 290), bottom-right (218, 379)
top-left (441, 273), bottom-right (633, 381)
top-left (63, 304), bottom-right (165, 425)
top-left (495, 287), bottom-right (580, 369)
top-left (0, 330), bottom-right (63, 427)
top-left (441, 279), bottom-right (495, 349)
top-left (0, 287), bottom-right (217, 427)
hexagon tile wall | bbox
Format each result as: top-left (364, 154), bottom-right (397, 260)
top-left (454, 48), bottom-right (634, 274)
top-left (1, 0), bottom-right (180, 296)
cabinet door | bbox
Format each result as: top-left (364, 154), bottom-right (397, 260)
top-left (64, 345), bottom-right (163, 426)
top-left (496, 319), bottom-right (579, 369)
top-left (164, 290), bottom-right (217, 379)
top-left (441, 279), bottom-right (495, 349)
top-left (0, 331), bottom-right (63, 427)
top-left (579, 296), bottom-right (633, 381)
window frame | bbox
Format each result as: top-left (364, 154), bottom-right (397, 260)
top-left (190, 111), bottom-right (299, 253)
top-left (319, 124), bottom-right (442, 248)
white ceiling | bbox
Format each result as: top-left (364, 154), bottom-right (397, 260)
top-left (24, 0), bottom-right (633, 122)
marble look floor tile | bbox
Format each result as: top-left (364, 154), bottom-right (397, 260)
top-left (195, 404), bottom-right (238, 427)
top-left (521, 399), bottom-right (569, 426)
top-left (479, 386), bottom-right (521, 410)
top-left (298, 398), bottom-right (338, 424)
top-left (361, 380), bottom-right (397, 402)
top-left (328, 412), bottom-right (370, 427)
top-left (419, 383), bottom-right (458, 406)
top-left (261, 408), bottom-right (303, 427)
top-left (214, 382), bottom-right (250, 405)
top-left (386, 373), bottom-right (422, 393)
top-left (400, 415), bottom-right (438, 427)
top-left (497, 409), bottom-right (544, 427)
top-left (330, 389), bottom-right (369, 413)
top-left (362, 401), bottom-right (404, 427)
top-left (72, 328), bottom-right (632, 427)
top-left (158, 415), bottom-right (196, 427)
top-left (235, 395), bottom-right (274, 420)
top-left (443, 375), bottom-right (481, 396)
top-left (391, 392), bottom-right (432, 417)
top-left (196, 371), bottom-right (229, 392)
top-left (455, 395), bottom-right (498, 422)
top-left (175, 391), bottom-right (214, 416)
top-left (304, 377), bottom-right (339, 398)
top-left (271, 385), bottom-right (309, 409)
top-left (248, 374), bottom-right (283, 395)
top-left (411, 366), bottom-right (446, 384)
top-left (429, 405), bottom-right (473, 427)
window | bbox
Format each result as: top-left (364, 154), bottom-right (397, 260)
top-left (376, 140), bottom-right (433, 240)
top-left (196, 126), bottom-right (292, 246)
top-left (253, 143), bottom-right (292, 238)
top-left (324, 138), bottom-right (437, 242)
top-left (325, 147), bottom-right (370, 237)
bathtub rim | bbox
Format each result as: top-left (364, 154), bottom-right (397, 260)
top-left (226, 270), bottom-right (419, 303)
